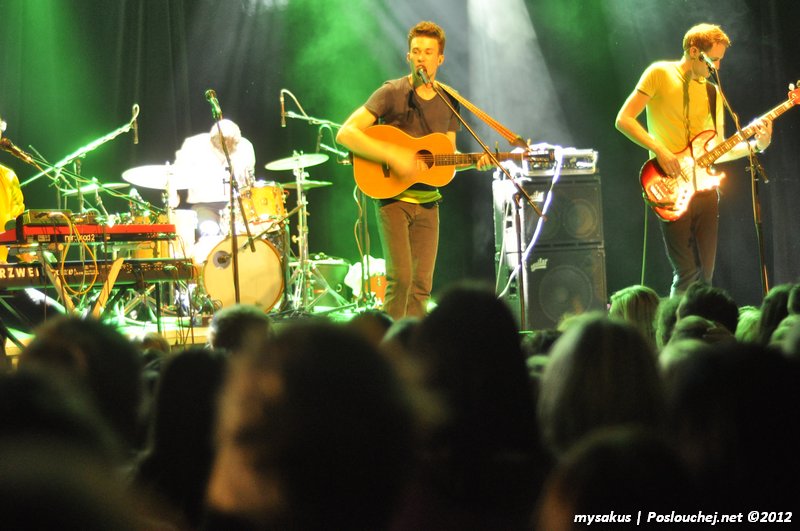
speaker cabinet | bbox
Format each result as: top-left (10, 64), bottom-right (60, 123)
top-left (493, 174), bottom-right (603, 267)
top-left (501, 246), bottom-right (607, 330)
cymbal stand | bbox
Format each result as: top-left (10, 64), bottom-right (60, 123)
top-left (286, 162), bottom-right (350, 314)
top-left (288, 164), bottom-right (312, 310)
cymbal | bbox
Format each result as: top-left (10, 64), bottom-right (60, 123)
top-left (62, 182), bottom-right (129, 197)
top-left (264, 153), bottom-right (329, 171)
top-left (122, 165), bottom-right (192, 190)
top-left (281, 179), bottom-right (333, 190)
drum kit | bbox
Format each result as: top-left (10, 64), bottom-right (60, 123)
top-left (119, 151), bottom-right (346, 316)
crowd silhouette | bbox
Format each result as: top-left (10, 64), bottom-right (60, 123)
top-left (0, 279), bottom-right (798, 530)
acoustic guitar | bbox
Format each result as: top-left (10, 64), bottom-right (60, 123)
top-left (352, 125), bottom-right (553, 199)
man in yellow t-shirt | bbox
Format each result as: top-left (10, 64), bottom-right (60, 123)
top-left (615, 23), bottom-right (772, 295)
top-left (0, 163), bottom-right (25, 262)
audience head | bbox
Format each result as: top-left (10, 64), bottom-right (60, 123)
top-left (654, 295), bottom-right (681, 350)
top-left (755, 283), bottom-right (792, 346)
top-left (608, 284), bottom-right (660, 345)
top-left (677, 281), bottom-right (738, 335)
top-left (735, 305), bottom-right (761, 343)
top-left (0, 369), bottom-right (120, 464)
top-left (137, 346), bottom-right (227, 528)
top-left (208, 303), bottom-right (273, 355)
top-left (770, 314), bottom-right (800, 356)
top-left (346, 309), bottom-right (393, 347)
top-left (664, 342), bottom-right (800, 509)
top-left (18, 316), bottom-right (143, 450)
top-left (536, 427), bottom-right (694, 530)
top-left (787, 283), bottom-right (800, 315)
top-left (0, 440), bottom-right (138, 531)
top-left (411, 282), bottom-right (538, 457)
top-left (538, 314), bottom-right (664, 457)
top-left (207, 320), bottom-right (414, 530)
top-left (669, 314), bottom-right (735, 345)
top-left (521, 329), bottom-right (562, 357)
top-left (138, 331), bottom-right (171, 356)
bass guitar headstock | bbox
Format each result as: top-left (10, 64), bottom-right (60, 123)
top-left (789, 81), bottom-right (800, 104)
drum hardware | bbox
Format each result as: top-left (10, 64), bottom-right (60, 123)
top-left (61, 181), bottom-right (129, 196)
top-left (264, 153), bottom-right (329, 172)
top-left (265, 151), bottom-right (345, 314)
top-left (122, 164), bottom-right (193, 190)
top-left (279, 179), bottom-right (333, 190)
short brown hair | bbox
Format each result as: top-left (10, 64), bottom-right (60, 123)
top-left (408, 21), bottom-right (446, 54)
top-left (682, 23), bottom-right (731, 53)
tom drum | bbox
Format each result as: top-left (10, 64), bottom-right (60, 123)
top-left (241, 181), bottom-right (286, 231)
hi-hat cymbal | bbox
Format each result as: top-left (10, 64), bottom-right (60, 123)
top-left (122, 165), bottom-right (192, 190)
top-left (62, 182), bottom-right (129, 197)
top-left (265, 153), bottom-right (329, 171)
top-left (281, 179), bottom-right (333, 190)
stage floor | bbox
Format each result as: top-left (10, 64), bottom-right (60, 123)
top-left (3, 304), bottom-right (361, 359)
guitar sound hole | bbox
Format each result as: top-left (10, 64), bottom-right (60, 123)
top-left (417, 150), bottom-right (433, 169)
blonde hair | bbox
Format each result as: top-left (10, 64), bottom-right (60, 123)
top-left (682, 23), bottom-right (731, 53)
top-left (209, 119), bottom-right (241, 153)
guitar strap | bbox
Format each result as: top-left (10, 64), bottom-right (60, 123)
top-left (435, 82), bottom-right (528, 148)
top-left (706, 82), bottom-right (717, 131)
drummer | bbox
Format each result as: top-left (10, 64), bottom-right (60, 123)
top-left (170, 119), bottom-right (256, 243)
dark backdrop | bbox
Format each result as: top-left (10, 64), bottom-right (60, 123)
top-left (1, 0), bottom-right (797, 306)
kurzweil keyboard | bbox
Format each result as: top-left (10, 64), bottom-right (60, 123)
top-left (0, 223), bottom-right (176, 245)
top-left (0, 258), bottom-right (196, 291)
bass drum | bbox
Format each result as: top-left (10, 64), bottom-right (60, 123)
top-left (203, 238), bottom-right (283, 311)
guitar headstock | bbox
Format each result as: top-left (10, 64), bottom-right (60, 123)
top-left (789, 81), bottom-right (800, 104)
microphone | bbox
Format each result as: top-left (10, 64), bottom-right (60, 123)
top-left (0, 137), bottom-right (35, 165)
top-left (416, 66), bottom-right (432, 86)
top-left (698, 52), bottom-right (716, 72)
top-left (280, 90), bottom-right (286, 128)
top-left (205, 89), bottom-right (222, 119)
top-left (131, 103), bottom-right (140, 144)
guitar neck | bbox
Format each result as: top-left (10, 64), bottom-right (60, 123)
top-left (432, 151), bottom-right (523, 167)
top-left (699, 97), bottom-right (796, 166)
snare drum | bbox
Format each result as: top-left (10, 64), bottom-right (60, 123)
top-left (241, 181), bottom-right (286, 231)
top-left (203, 238), bottom-right (283, 311)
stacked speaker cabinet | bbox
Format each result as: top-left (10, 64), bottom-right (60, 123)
top-left (493, 171), bottom-right (607, 331)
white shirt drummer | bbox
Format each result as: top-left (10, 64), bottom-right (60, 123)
top-left (173, 119), bottom-right (256, 205)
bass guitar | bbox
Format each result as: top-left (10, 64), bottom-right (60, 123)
top-left (352, 125), bottom-right (553, 199)
top-left (640, 85), bottom-right (799, 222)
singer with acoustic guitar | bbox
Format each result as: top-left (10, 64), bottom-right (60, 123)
top-left (337, 20), bottom-right (494, 320)
top-left (615, 23), bottom-right (774, 296)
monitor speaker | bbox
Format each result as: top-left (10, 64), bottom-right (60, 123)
top-left (493, 174), bottom-right (603, 267)
top-left (501, 246), bottom-right (607, 330)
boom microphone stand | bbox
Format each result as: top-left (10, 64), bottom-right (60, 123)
top-left (418, 67), bottom-right (543, 330)
top-left (708, 69), bottom-right (772, 297)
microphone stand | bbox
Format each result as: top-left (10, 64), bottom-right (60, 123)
top-left (20, 106), bottom-right (140, 214)
top-left (207, 97), bottom-right (255, 306)
top-left (422, 71), bottom-right (542, 330)
top-left (710, 69), bottom-right (771, 297)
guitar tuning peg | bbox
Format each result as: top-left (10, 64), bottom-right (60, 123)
top-left (790, 83), bottom-right (796, 91)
